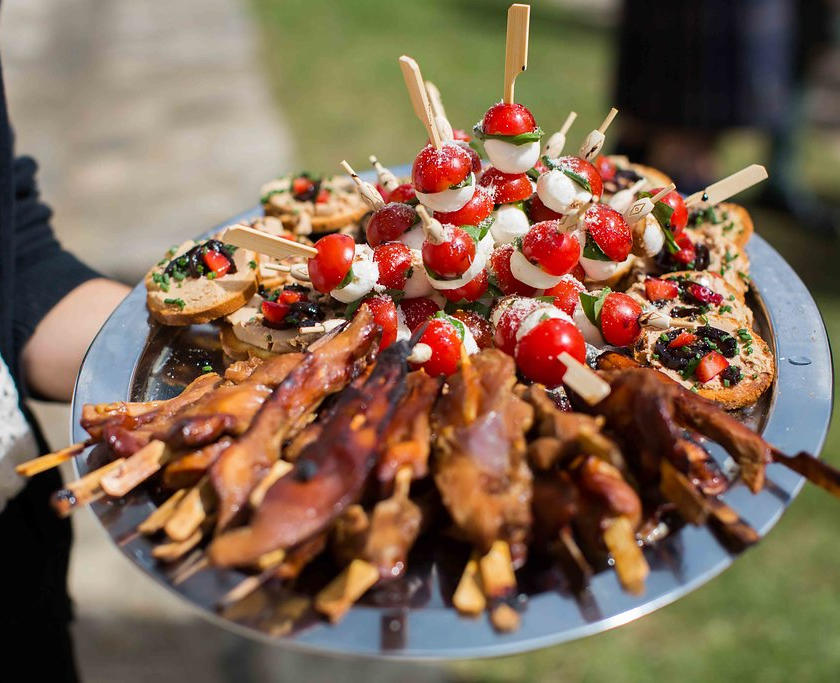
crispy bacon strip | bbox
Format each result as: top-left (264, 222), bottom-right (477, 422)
top-left (210, 309), bottom-right (380, 531)
top-left (208, 338), bottom-right (408, 566)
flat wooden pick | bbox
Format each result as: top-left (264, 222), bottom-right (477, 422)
top-left (399, 56), bottom-right (441, 148)
top-left (222, 225), bottom-right (318, 260)
top-left (503, 4), bottom-right (531, 103)
top-left (558, 352), bottom-right (611, 406)
top-left (686, 164), bottom-right (768, 206)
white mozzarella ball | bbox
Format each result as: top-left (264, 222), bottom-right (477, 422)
top-left (573, 305), bottom-right (605, 346)
top-left (579, 254), bottom-right (633, 283)
top-left (515, 306), bottom-right (574, 342)
top-left (607, 187), bottom-right (638, 214)
top-left (403, 249), bottom-right (434, 298)
top-left (331, 245), bottom-right (379, 303)
top-left (398, 224), bottom-right (426, 251)
top-left (536, 169), bottom-right (592, 215)
top-left (490, 204), bottom-right (530, 244)
top-left (484, 139), bottom-right (541, 174)
top-left (509, 248), bottom-right (565, 289)
top-left (634, 214), bottom-right (665, 257)
top-left (415, 174), bottom-right (476, 213)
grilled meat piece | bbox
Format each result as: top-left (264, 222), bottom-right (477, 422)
top-left (211, 309), bottom-right (380, 531)
top-left (433, 350), bottom-right (534, 567)
top-left (208, 337), bottom-right (407, 566)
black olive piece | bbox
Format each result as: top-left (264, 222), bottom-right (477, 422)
top-left (292, 176), bottom-right (322, 202)
top-left (284, 283), bottom-right (310, 295)
top-left (294, 459), bottom-right (319, 482)
top-left (694, 325), bottom-right (738, 357)
top-left (721, 365), bottom-right (743, 385)
top-left (653, 328), bottom-right (703, 371)
top-left (693, 243), bottom-right (710, 270)
top-left (671, 306), bottom-right (704, 318)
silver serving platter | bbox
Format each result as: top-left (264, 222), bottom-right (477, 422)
top-left (72, 194), bottom-right (833, 660)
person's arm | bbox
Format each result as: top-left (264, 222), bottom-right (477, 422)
top-left (11, 155), bottom-right (129, 401)
top-left (22, 278), bottom-right (129, 401)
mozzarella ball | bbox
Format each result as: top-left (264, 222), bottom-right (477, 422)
top-left (331, 245), bottom-right (379, 303)
top-left (490, 204), bottom-right (530, 244)
top-left (509, 248), bottom-right (565, 289)
top-left (403, 249), bottom-right (434, 298)
top-left (536, 169), bottom-right (592, 215)
top-left (484, 139), bottom-right (541, 174)
top-left (415, 174), bottom-right (476, 213)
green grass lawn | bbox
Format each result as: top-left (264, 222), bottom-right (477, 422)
top-left (248, 1), bottom-right (840, 679)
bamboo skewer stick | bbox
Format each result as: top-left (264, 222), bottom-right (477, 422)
top-left (557, 352), bottom-right (612, 406)
top-left (399, 56), bottom-right (442, 148)
top-left (415, 205), bottom-right (446, 244)
top-left (51, 458), bottom-right (126, 517)
top-left (100, 439), bottom-right (173, 497)
top-left (138, 489), bottom-right (188, 535)
top-left (602, 516), bottom-right (649, 595)
top-left (170, 552), bottom-right (209, 585)
top-left (340, 160), bottom-right (385, 210)
top-left (16, 441), bottom-right (89, 477)
top-left (543, 110), bottom-right (578, 158)
top-left (424, 80), bottom-right (454, 142)
top-left (684, 164), bottom-right (768, 207)
top-left (503, 4), bottom-right (531, 104)
top-left (638, 309), bottom-right (704, 330)
top-left (314, 558), bottom-right (380, 623)
top-left (624, 183), bottom-right (676, 224)
top-left (217, 549), bottom-right (288, 607)
top-left (165, 475), bottom-right (216, 542)
top-left (222, 225), bottom-right (318, 260)
top-left (453, 551), bottom-right (485, 616)
top-left (579, 107), bottom-right (618, 161)
top-left (153, 515), bottom-right (216, 563)
top-left (249, 460), bottom-right (293, 508)
top-left (369, 155), bottom-right (400, 192)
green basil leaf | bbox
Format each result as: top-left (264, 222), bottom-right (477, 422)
top-left (641, 191), bottom-right (680, 254)
top-left (335, 265), bottom-right (354, 290)
top-left (535, 295), bottom-right (556, 303)
top-left (579, 287), bottom-right (611, 327)
top-left (449, 172), bottom-right (475, 190)
top-left (476, 214), bottom-right (495, 240)
top-left (582, 234), bottom-right (612, 261)
top-left (526, 167), bottom-right (541, 182)
top-left (460, 224), bottom-right (482, 243)
top-left (468, 138), bottom-right (486, 160)
top-left (433, 311), bottom-right (466, 340)
top-left (473, 126), bottom-right (544, 146)
top-left (343, 298), bottom-right (364, 319)
top-left (562, 169), bottom-right (592, 194)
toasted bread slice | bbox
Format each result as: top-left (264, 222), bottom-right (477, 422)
top-left (146, 240), bottom-right (257, 326)
top-left (633, 319), bottom-right (774, 409)
top-left (687, 202), bottom-right (754, 248)
top-left (605, 156), bottom-right (673, 189)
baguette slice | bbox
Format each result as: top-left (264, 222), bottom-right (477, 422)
top-left (146, 240), bottom-right (257, 326)
top-left (687, 202), bottom-right (754, 248)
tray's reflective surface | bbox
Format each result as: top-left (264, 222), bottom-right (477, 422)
top-left (72, 206), bottom-right (832, 659)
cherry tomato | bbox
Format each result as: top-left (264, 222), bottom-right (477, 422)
top-left (422, 226), bottom-right (476, 278)
top-left (478, 168), bottom-right (533, 204)
top-left (400, 297), bottom-right (440, 332)
top-left (571, 263), bottom-right (587, 281)
top-left (366, 202), bottom-right (417, 246)
top-left (522, 221), bottom-right (582, 276)
top-left (593, 155), bottom-right (617, 182)
top-left (482, 102), bottom-right (537, 136)
top-left (455, 140), bottom-right (483, 174)
top-left (292, 176), bottom-right (316, 199)
top-left (649, 187), bottom-right (688, 234)
top-left (361, 295), bottom-right (398, 351)
top-left (686, 282), bottom-right (723, 305)
top-left (582, 204), bottom-right (633, 262)
top-left (553, 156), bottom-right (604, 199)
top-left (308, 233), bottom-right (355, 293)
top-left (515, 318), bottom-right (586, 387)
top-left (372, 242), bottom-right (413, 290)
top-left (261, 300), bottom-right (290, 327)
top-left (694, 351), bottom-right (729, 383)
top-left (489, 245), bottom-right (537, 296)
top-left (669, 332), bottom-right (698, 348)
top-left (599, 292), bottom-right (642, 346)
top-left (528, 194), bottom-right (563, 223)
top-left (673, 233), bottom-right (696, 265)
top-left (315, 189), bottom-right (330, 204)
top-left (434, 186), bottom-right (494, 227)
top-left (415, 318), bottom-right (462, 376)
top-left (493, 297), bottom-right (541, 355)
top-left (202, 249), bottom-right (231, 277)
top-left (441, 269), bottom-right (489, 303)
top-left (388, 183), bottom-right (416, 204)
top-left (644, 277), bottom-right (679, 301)
top-left (411, 144), bottom-right (473, 194)
top-left (376, 183), bottom-right (389, 200)
top-left (544, 276), bottom-right (585, 316)
top-left (451, 310), bottom-right (494, 349)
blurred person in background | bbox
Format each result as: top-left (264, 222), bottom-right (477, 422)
top-left (614, 0), bottom-right (837, 235)
top-left (0, 50), bottom-right (129, 681)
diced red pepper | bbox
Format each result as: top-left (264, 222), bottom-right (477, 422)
top-left (694, 351), bottom-right (729, 383)
top-left (668, 332), bottom-right (698, 348)
top-left (644, 277), bottom-right (679, 301)
top-left (292, 176), bottom-right (315, 197)
top-left (202, 249), bottom-right (231, 277)
top-left (278, 288), bottom-right (306, 305)
top-left (261, 300), bottom-right (290, 325)
top-left (673, 233), bottom-right (696, 265)
top-left (315, 189), bottom-right (330, 204)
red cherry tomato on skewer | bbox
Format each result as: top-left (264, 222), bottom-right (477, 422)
top-left (412, 144), bottom-right (473, 194)
top-left (308, 233), bottom-right (355, 293)
top-left (553, 156), bottom-right (604, 199)
top-left (366, 202), bottom-right (417, 246)
top-left (434, 186), bottom-right (494, 227)
top-left (515, 318), bottom-right (586, 388)
top-left (373, 242), bottom-right (413, 290)
top-left (673, 233), bottom-right (697, 265)
top-left (441, 269), bottom-right (489, 303)
top-left (593, 155), bottom-right (617, 182)
top-left (528, 194), bottom-right (564, 223)
top-left (489, 245), bottom-right (537, 296)
top-left (648, 187), bottom-right (688, 234)
top-left (522, 220), bottom-right (582, 276)
top-left (478, 168), bottom-right (533, 204)
top-left (481, 102), bottom-right (538, 136)
top-left (422, 226), bottom-right (476, 278)
top-left (599, 292), bottom-right (642, 346)
top-left (451, 310), bottom-right (494, 349)
top-left (544, 276), bottom-right (586, 316)
top-left (493, 297), bottom-right (541, 355)
top-left (414, 318), bottom-right (462, 376)
top-left (387, 183), bottom-right (417, 204)
top-left (362, 295), bottom-right (398, 351)
top-left (400, 297), bottom-right (440, 332)
top-left (202, 250), bottom-right (231, 278)
top-left (582, 203), bottom-right (633, 262)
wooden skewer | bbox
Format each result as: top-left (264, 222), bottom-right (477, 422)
top-left (598, 107), bottom-right (619, 134)
top-left (222, 225), bottom-right (318, 260)
top-left (16, 441), bottom-right (88, 477)
top-left (424, 80), bottom-right (454, 142)
top-left (602, 515), bottom-right (649, 595)
top-left (369, 155), bottom-right (400, 192)
top-left (100, 439), bottom-right (173, 497)
top-left (415, 204), bottom-right (445, 244)
top-left (579, 107), bottom-right (619, 161)
top-left (51, 457), bottom-right (126, 517)
top-left (479, 540), bottom-right (521, 632)
top-left (152, 515), bottom-right (215, 563)
top-left (543, 110), bottom-right (578, 158)
top-left (261, 262), bottom-right (291, 273)
top-left (296, 319), bottom-right (346, 336)
top-left (503, 4), bottom-right (531, 104)
top-left (249, 459), bottom-right (293, 508)
top-left (217, 546), bottom-right (290, 606)
top-left (138, 489), bottom-right (188, 535)
top-left (684, 164), bottom-right (768, 207)
top-left (164, 475), bottom-right (216, 542)
top-left (314, 558), bottom-right (380, 623)
top-left (399, 55), bottom-right (442, 148)
top-left (558, 352), bottom-right (611, 406)
top-left (340, 160), bottom-right (385, 210)
top-left (638, 309), bottom-right (703, 330)
top-left (170, 552), bottom-right (209, 585)
top-left (452, 551), bottom-right (486, 616)
top-left (624, 182), bottom-right (676, 224)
